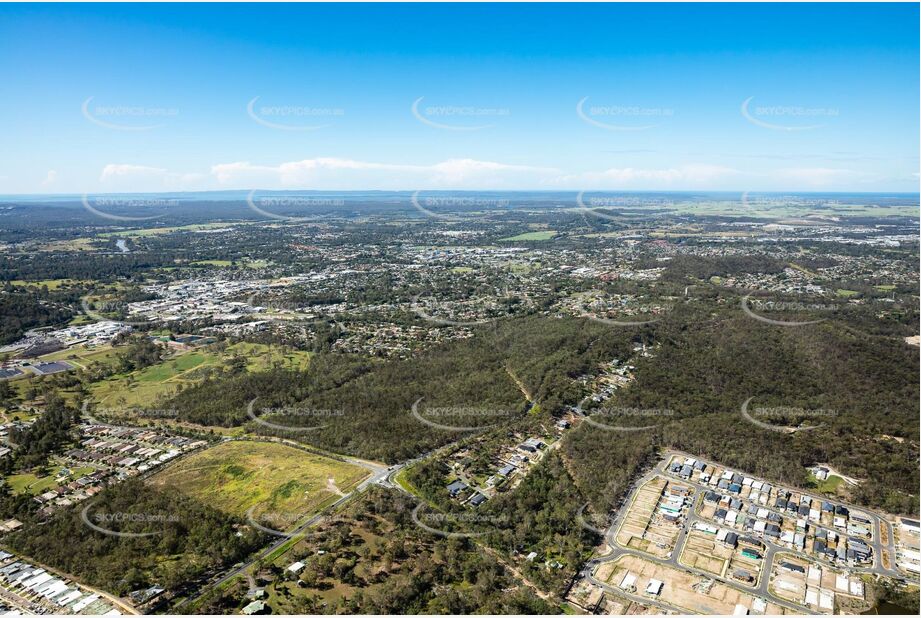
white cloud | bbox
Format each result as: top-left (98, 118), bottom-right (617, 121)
top-left (100, 164), bottom-right (168, 182)
top-left (95, 157), bottom-right (556, 192)
top-left (99, 164), bottom-right (205, 191)
top-left (88, 158), bottom-right (896, 193)
top-left (429, 158), bottom-right (556, 185)
top-left (546, 164), bottom-right (739, 189)
top-left (210, 157), bottom-right (557, 190)
top-left (41, 170), bottom-right (58, 187)
top-left (774, 167), bottom-right (856, 187)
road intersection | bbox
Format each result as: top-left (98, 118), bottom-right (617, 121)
top-left (173, 437), bottom-right (909, 615)
top-left (174, 442), bottom-right (397, 610)
top-left (580, 451), bottom-right (906, 614)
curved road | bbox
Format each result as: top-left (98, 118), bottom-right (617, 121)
top-left (654, 451), bottom-right (901, 579)
top-left (582, 452), bottom-right (902, 614)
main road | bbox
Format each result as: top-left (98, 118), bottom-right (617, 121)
top-left (172, 434), bottom-right (462, 611)
top-left (174, 441), bottom-right (398, 611)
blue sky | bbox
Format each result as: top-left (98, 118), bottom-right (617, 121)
top-left (0, 2), bottom-right (918, 194)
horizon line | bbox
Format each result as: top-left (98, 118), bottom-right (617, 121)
top-left (2, 189), bottom-right (920, 198)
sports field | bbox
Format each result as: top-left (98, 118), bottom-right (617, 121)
top-left (147, 441), bottom-right (369, 525)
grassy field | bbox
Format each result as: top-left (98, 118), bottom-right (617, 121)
top-left (8, 278), bottom-right (90, 290)
top-left (147, 441), bottom-right (369, 523)
top-left (809, 472), bottom-right (846, 495)
top-left (99, 222), bottom-right (241, 237)
top-left (190, 258), bottom-right (271, 269)
top-left (90, 352), bottom-right (207, 407)
top-left (89, 342), bottom-right (311, 408)
top-left (499, 230), bottom-right (556, 242)
top-left (504, 261), bottom-right (537, 274)
top-left (6, 464), bottom-right (96, 495)
top-left (8, 340), bottom-right (310, 409)
top-left (836, 289), bottom-right (860, 297)
top-left (0, 408), bottom-right (38, 423)
top-left (2, 344), bottom-right (123, 403)
top-left (38, 238), bottom-right (97, 252)
top-left (3, 345), bottom-right (115, 399)
top-left (40, 344), bottom-right (121, 367)
top-left (191, 259), bottom-right (234, 267)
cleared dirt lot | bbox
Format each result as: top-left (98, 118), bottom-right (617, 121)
top-left (769, 552), bottom-right (867, 612)
top-left (616, 477), bottom-right (666, 553)
top-left (598, 554), bottom-right (790, 615)
top-left (615, 476), bottom-right (687, 558)
top-left (679, 530), bottom-right (732, 577)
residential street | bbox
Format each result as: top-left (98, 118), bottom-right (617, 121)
top-left (580, 451), bottom-right (906, 614)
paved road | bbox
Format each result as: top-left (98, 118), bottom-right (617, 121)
top-left (582, 448), bottom-right (919, 618)
top-left (175, 445), bottom-right (395, 611)
top-left (877, 518), bottom-right (899, 573)
top-left (176, 433), bottom-right (473, 610)
top-left (655, 451), bottom-right (901, 579)
top-left (180, 481), bottom-right (371, 607)
top-left (584, 569), bottom-right (686, 614)
top-left (168, 435), bottom-right (910, 614)
top-left (582, 453), bottom-right (875, 614)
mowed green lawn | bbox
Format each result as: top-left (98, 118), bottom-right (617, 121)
top-left (39, 344), bottom-right (121, 367)
top-left (499, 230), bottom-right (557, 241)
top-left (147, 441), bottom-right (369, 524)
top-left (6, 464), bottom-right (96, 495)
top-left (89, 342), bottom-right (311, 408)
top-left (3, 345), bottom-right (123, 402)
top-left (810, 472), bottom-right (845, 495)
